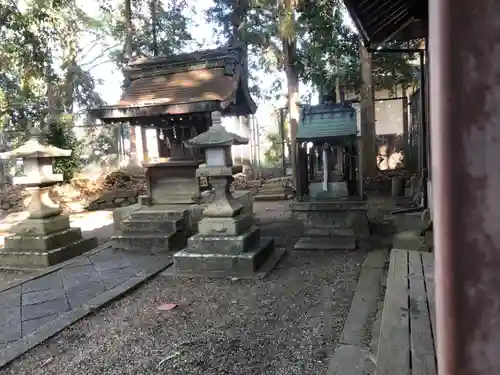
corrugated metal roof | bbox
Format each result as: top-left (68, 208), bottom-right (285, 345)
top-left (296, 103), bottom-right (358, 141)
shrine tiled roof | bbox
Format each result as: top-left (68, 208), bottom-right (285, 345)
top-left (118, 68), bottom-right (238, 108)
top-left (89, 44), bottom-right (257, 120)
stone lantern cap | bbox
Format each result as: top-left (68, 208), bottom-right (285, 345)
top-left (0, 138), bottom-right (71, 186)
top-left (184, 124), bottom-right (249, 149)
top-left (0, 138), bottom-right (72, 159)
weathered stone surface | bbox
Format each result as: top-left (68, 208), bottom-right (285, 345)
top-left (21, 297), bottom-right (70, 321)
top-left (5, 228), bottom-right (83, 252)
top-left (120, 216), bottom-right (183, 233)
top-left (22, 288), bottom-right (64, 306)
top-left (0, 237), bottom-right (98, 268)
top-left (24, 186), bottom-right (62, 219)
top-left (174, 238), bottom-right (274, 276)
top-left (112, 231), bottom-right (187, 253)
top-left (198, 213), bottom-right (253, 236)
top-left (0, 245), bottom-right (172, 366)
top-left (290, 200), bottom-right (369, 250)
top-left (12, 215), bottom-right (70, 236)
top-left (143, 160), bottom-right (200, 205)
top-left (112, 206), bottom-right (190, 253)
top-left (187, 226), bottom-right (260, 254)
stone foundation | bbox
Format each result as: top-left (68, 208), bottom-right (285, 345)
top-left (112, 190), bottom-right (254, 235)
top-left (290, 200), bottom-right (369, 250)
top-left (0, 214), bottom-right (98, 268)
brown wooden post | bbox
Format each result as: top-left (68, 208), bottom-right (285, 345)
top-left (402, 96), bottom-right (409, 165)
top-left (430, 0), bottom-right (500, 373)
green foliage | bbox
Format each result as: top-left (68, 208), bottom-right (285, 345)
top-left (207, 0), bottom-right (418, 98)
top-left (45, 115), bottom-right (82, 181)
top-left (264, 132), bottom-right (284, 167)
top-left (98, 0), bottom-right (193, 67)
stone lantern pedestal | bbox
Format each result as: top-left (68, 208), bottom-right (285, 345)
top-left (170, 112), bottom-right (285, 278)
top-left (0, 137), bottom-right (97, 267)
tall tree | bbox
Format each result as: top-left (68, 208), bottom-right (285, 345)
top-left (207, 0), bottom-right (301, 179)
top-left (0, 0), bottom-right (110, 179)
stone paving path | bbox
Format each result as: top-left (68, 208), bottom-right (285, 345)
top-left (0, 245), bottom-right (172, 367)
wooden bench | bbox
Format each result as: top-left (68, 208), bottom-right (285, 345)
top-left (376, 249), bottom-right (437, 375)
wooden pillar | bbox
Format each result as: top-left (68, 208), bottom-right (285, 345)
top-left (360, 42), bottom-right (377, 177)
top-left (140, 126), bottom-right (148, 163)
top-left (402, 96), bottom-right (409, 164)
top-left (431, 0), bottom-right (500, 373)
top-left (129, 124), bottom-right (138, 164)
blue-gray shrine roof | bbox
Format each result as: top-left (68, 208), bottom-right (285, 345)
top-left (296, 102), bottom-right (358, 141)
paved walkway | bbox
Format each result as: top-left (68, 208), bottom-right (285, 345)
top-left (0, 245), bottom-right (172, 368)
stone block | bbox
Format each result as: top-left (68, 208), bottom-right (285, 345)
top-left (5, 228), bottom-right (83, 252)
top-left (187, 226), bottom-right (260, 254)
top-left (0, 237), bottom-right (98, 268)
top-left (198, 213), bottom-right (252, 236)
top-left (173, 238), bottom-right (274, 276)
top-left (111, 203), bottom-right (142, 231)
top-left (304, 227), bottom-right (354, 237)
top-left (112, 230), bottom-right (187, 253)
top-left (130, 207), bottom-right (188, 222)
top-left (120, 217), bottom-right (184, 233)
top-left (12, 215), bottom-right (70, 236)
top-left (21, 297), bottom-right (69, 321)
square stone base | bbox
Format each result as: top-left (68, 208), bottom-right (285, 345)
top-left (169, 238), bottom-right (285, 278)
top-left (5, 228), bottom-right (83, 252)
top-left (187, 226), bottom-right (261, 254)
top-left (112, 230), bottom-right (187, 253)
top-left (0, 237), bottom-right (98, 268)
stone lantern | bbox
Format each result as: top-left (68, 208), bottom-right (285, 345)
top-left (0, 134), bottom-right (97, 267)
top-left (170, 112), bottom-right (284, 278)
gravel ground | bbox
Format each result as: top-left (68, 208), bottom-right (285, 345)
top-left (3, 251), bottom-right (366, 375)
top-left (2, 200), bottom-right (367, 375)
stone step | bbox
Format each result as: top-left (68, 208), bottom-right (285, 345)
top-left (130, 209), bottom-right (187, 222)
top-left (112, 231), bottom-right (187, 253)
top-left (254, 193), bottom-right (288, 201)
top-left (120, 217), bottom-right (184, 233)
top-left (257, 187), bottom-right (287, 195)
top-left (294, 236), bottom-right (356, 251)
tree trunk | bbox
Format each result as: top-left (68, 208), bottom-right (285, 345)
top-left (124, 0), bottom-right (138, 164)
top-left (125, 0), bottom-right (133, 59)
top-left (150, 0), bottom-right (158, 56)
top-left (335, 75), bottom-right (341, 103)
top-left (283, 0), bottom-right (299, 183)
top-left (360, 42), bottom-right (377, 177)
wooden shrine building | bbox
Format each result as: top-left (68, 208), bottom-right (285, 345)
top-left (89, 42), bottom-right (256, 163)
top-left (89, 42), bottom-right (257, 207)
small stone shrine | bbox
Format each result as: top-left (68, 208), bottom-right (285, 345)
top-left (0, 134), bottom-right (97, 267)
top-left (171, 112), bottom-right (284, 278)
top-left (291, 101), bottom-right (370, 250)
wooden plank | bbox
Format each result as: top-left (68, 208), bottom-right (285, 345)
top-left (408, 251), bottom-right (437, 375)
top-left (421, 252), bottom-right (436, 345)
top-left (376, 249), bottom-right (410, 375)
